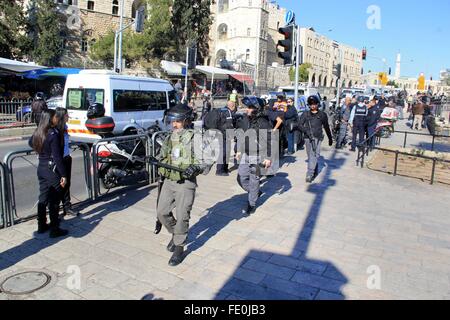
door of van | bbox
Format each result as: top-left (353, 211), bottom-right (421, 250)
top-left (66, 88), bottom-right (105, 136)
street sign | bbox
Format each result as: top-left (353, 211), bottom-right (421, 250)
top-left (181, 67), bottom-right (187, 76)
top-left (285, 10), bottom-right (295, 25)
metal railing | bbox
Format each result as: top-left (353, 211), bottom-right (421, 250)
top-left (0, 162), bottom-right (7, 229)
top-left (356, 130), bottom-right (450, 185)
top-left (2, 142), bottom-right (93, 227)
top-left (396, 130), bottom-right (450, 152)
top-left (0, 98), bottom-right (33, 126)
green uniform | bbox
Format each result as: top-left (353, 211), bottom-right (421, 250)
top-left (156, 129), bottom-right (204, 247)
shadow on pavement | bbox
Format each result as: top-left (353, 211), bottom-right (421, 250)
top-left (186, 172), bottom-right (292, 257)
top-left (0, 186), bottom-right (152, 273)
top-left (213, 150), bottom-right (349, 300)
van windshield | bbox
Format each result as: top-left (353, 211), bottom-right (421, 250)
top-left (67, 88), bottom-right (104, 111)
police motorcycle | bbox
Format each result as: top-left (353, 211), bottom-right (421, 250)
top-left (85, 103), bottom-right (162, 189)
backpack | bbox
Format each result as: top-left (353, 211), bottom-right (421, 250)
top-left (202, 108), bottom-right (221, 130)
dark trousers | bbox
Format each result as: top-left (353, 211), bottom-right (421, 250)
top-left (37, 163), bottom-right (63, 230)
top-left (367, 124), bottom-right (377, 148)
top-left (352, 124), bottom-right (366, 150)
top-left (62, 156), bottom-right (72, 210)
top-left (287, 131), bottom-right (295, 153)
top-left (216, 130), bottom-right (232, 174)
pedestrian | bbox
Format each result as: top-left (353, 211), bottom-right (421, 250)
top-left (216, 100), bottom-right (237, 176)
top-left (29, 109), bottom-right (69, 238)
top-left (31, 92), bottom-right (48, 125)
top-left (55, 107), bottom-right (79, 217)
top-left (235, 96), bottom-right (273, 215)
top-left (365, 96), bottom-right (382, 148)
top-left (298, 95), bottom-right (333, 183)
top-left (156, 103), bottom-right (210, 266)
top-left (349, 96), bottom-right (369, 152)
top-left (284, 98), bottom-right (299, 155)
top-left (412, 98), bottom-right (425, 130)
top-left (336, 97), bottom-right (353, 149)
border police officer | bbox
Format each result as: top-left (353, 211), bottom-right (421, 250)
top-left (156, 103), bottom-right (210, 266)
top-left (349, 96), bottom-right (369, 152)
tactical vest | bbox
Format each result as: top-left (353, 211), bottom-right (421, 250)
top-left (354, 104), bottom-right (368, 125)
top-left (158, 129), bottom-right (197, 182)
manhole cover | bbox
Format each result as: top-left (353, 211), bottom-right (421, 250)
top-left (0, 271), bottom-right (51, 295)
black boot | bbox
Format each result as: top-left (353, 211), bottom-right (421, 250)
top-left (49, 228), bottom-right (69, 239)
top-left (63, 205), bottom-right (80, 217)
top-left (168, 246), bottom-right (184, 267)
top-left (49, 202), bottom-right (68, 239)
top-left (154, 220), bottom-right (162, 234)
top-left (167, 237), bottom-right (176, 253)
top-left (242, 203), bottom-right (256, 216)
top-left (37, 203), bottom-right (49, 234)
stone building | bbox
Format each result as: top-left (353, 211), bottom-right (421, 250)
top-left (208, 0), bottom-right (289, 89)
top-left (299, 27), bottom-right (363, 89)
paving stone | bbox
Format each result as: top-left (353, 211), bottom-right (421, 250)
top-left (291, 271), bottom-right (347, 294)
top-left (242, 258), bottom-right (296, 280)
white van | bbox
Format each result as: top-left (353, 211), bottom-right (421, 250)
top-left (63, 70), bottom-right (177, 140)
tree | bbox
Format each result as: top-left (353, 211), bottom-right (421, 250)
top-left (32, 0), bottom-right (64, 66)
top-left (0, 0), bottom-right (30, 59)
top-left (141, 0), bottom-right (176, 60)
top-left (387, 80), bottom-right (399, 88)
top-left (171, 0), bottom-right (213, 63)
top-left (90, 31), bottom-right (116, 68)
top-left (289, 63), bottom-right (312, 83)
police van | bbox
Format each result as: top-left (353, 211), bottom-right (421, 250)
top-left (63, 70), bottom-right (177, 140)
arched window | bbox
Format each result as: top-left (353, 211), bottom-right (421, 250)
top-left (112, 0), bottom-right (119, 15)
top-left (218, 23), bottom-right (228, 40)
top-left (218, 0), bottom-right (229, 13)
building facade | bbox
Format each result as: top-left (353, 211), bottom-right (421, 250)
top-left (299, 27), bottom-right (363, 89)
top-left (208, 0), bottom-right (289, 89)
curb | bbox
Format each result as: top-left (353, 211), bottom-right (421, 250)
top-left (0, 136), bottom-right (31, 143)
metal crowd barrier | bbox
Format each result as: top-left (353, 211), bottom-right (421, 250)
top-left (0, 98), bottom-right (33, 126)
top-left (91, 133), bottom-right (153, 201)
top-left (0, 162), bottom-right (7, 229)
top-left (1, 142), bottom-right (92, 227)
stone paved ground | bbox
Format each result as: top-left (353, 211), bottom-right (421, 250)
top-left (1, 120), bottom-right (450, 300)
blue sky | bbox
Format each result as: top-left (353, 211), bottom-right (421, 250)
top-left (275, 0), bottom-right (450, 79)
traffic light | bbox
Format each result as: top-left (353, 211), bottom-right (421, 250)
top-left (277, 25), bottom-right (295, 65)
top-left (333, 63), bottom-right (342, 78)
top-left (187, 44), bottom-right (197, 70)
top-left (362, 48), bottom-right (367, 60)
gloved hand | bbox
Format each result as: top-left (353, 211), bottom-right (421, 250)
top-left (183, 165), bottom-right (202, 180)
top-left (328, 138), bottom-right (333, 147)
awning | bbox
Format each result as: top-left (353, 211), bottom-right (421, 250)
top-left (160, 60), bottom-right (185, 76)
top-left (23, 68), bottom-right (82, 79)
top-left (229, 73), bottom-right (254, 84)
top-left (195, 65), bottom-right (232, 80)
top-left (0, 57), bottom-right (46, 73)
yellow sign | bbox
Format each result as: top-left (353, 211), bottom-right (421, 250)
top-left (68, 120), bottom-right (81, 125)
top-left (418, 74), bottom-right (425, 91)
top-left (378, 72), bottom-right (388, 86)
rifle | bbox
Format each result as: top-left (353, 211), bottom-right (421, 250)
top-left (307, 115), bottom-right (317, 154)
top-left (148, 157), bottom-right (185, 234)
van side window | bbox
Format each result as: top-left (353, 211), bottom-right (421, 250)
top-left (113, 90), bottom-right (167, 112)
top-left (67, 88), bottom-right (104, 110)
top-left (168, 90), bottom-right (179, 108)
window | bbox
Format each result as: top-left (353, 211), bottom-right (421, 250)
top-left (87, 1), bottom-right (94, 10)
top-left (112, 0), bottom-right (119, 15)
top-left (168, 90), bottom-right (179, 108)
top-left (66, 89), bottom-right (104, 111)
top-left (113, 90), bottom-right (168, 112)
top-left (245, 49), bottom-right (250, 61)
top-left (81, 38), bottom-right (88, 52)
top-left (247, 28), bottom-right (251, 36)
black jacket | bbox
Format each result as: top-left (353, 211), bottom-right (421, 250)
top-left (299, 110), bottom-right (332, 141)
top-left (217, 107), bottom-right (236, 131)
top-left (235, 114), bottom-right (273, 159)
top-left (29, 128), bottom-right (66, 178)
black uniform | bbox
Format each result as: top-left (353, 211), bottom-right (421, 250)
top-left (216, 107), bottom-right (236, 175)
top-left (351, 103), bottom-right (368, 150)
top-left (31, 100), bottom-right (48, 125)
top-left (32, 128), bottom-right (67, 233)
top-left (366, 104), bottom-right (383, 147)
top-left (235, 113), bottom-right (273, 212)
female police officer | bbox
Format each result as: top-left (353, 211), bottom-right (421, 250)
top-left (30, 109), bottom-right (69, 238)
top-left (156, 103), bottom-right (210, 266)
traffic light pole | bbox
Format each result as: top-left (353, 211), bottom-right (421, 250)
top-left (294, 25), bottom-right (301, 110)
top-left (184, 46), bottom-right (189, 103)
